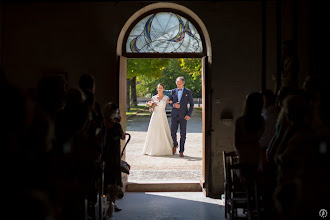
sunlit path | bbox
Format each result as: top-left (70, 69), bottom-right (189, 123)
top-left (126, 108), bottom-right (202, 183)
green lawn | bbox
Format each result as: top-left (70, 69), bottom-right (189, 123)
top-left (126, 105), bottom-right (147, 116)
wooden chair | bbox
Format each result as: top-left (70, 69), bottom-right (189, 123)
top-left (223, 151), bottom-right (236, 219)
top-left (223, 151), bottom-right (249, 220)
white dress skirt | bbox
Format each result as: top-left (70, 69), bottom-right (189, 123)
top-left (141, 95), bottom-right (173, 156)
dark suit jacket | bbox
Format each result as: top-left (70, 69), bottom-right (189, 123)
top-left (169, 88), bottom-right (194, 119)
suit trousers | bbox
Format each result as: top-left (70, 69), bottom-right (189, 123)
top-left (171, 116), bottom-right (187, 153)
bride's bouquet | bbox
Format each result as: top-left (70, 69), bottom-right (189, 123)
top-left (145, 101), bottom-right (157, 112)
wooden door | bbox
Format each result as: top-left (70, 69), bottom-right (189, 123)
top-left (119, 55), bottom-right (128, 187)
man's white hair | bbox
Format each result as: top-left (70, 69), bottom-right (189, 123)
top-left (176, 76), bottom-right (185, 83)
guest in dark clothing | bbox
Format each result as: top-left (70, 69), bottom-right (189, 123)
top-left (235, 92), bottom-right (265, 173)
top-left (54, 88), bottom-right (89, 151)
top-left (84, 90), bottom-right (103, 157)
top-left (79, 74), bottom-right (96, 94)
top-left (259, 90), bottom-right (280, 219)
top-left (275, 94), bottom-right (311, 184)
top-left (3, 75), bottom-right (64, 220)
top-left (36, 75), bottom-right (67, 119)
top-left (302, 75), bottom-right (322, 129)
top-left (235, 92), bottom-right (265, 214)
top-left (103, 102), bottom-right (125, 213)
top-left (273, 94), bottom-right (316, 219)
top-left (51, 87), bottom-right (91, 219)
top-left (275, 77), bottom-right (330, 220)
top-left (260, 89), bottom-right (279, 149)
top-left (260, 90), bottom-right (279, 171)
top-left (79, 74), bottom-right (104, 156)
top-left (273, 89), bottom-right (306, 166)
top-left (266, 86), bottom-right (295, 164)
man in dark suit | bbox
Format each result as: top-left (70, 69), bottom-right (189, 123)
top-left (169, 76), bottom-right (194, 157)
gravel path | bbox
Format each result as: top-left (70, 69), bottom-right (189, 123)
top-left (125, 108), bottom-right (202, 182)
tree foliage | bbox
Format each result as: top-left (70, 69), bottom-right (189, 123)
top-left (127, 59), bottom-right (170, 79)
top-left (127, 58), bottom-right (201, 98)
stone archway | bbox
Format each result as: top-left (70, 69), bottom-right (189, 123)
top-left (116, 2), bottom-right (213, 196)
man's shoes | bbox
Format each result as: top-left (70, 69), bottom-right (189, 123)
top-left (179, 152), bottom-right (184, 157)
top-left (172, 146), bottom-right (178, 155)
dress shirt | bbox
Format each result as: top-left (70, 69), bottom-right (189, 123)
top-left (177, 87), bottom-right (184, 102)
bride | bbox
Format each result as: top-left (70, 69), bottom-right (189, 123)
top-left (142, 83), bottom-right (173, 156)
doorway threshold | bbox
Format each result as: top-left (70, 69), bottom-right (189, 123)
top-left (125, 169), bottom-right (203, 192)
top-left (128, 169), bottom-right (202, 182)
top-left (125, 181), bottom-right (202, 192)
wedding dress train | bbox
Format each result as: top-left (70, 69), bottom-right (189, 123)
top-left (142, 95), bottom-right (173, 156)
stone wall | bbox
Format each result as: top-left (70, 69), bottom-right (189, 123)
top-left (0, 1), bottom-right (287, 197)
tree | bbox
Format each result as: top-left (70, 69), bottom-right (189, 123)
top-left (128, 58), bottom-right (202, 102)
top-left (126, 78), bottom-right (131, 112)
top-left (180, 58), bottom-right (202, 98)
top-left (130, 76), bottom-right (137, 106)
top-left (150, 58), bottom-right (201, 97)
top-left (127, 59), bottom-right (170, 106)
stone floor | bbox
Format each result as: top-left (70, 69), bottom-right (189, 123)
top-left (112, 192), bottom-right (225, 220)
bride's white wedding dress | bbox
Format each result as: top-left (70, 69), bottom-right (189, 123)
top-left (142, 95), bottom-right (173, 156)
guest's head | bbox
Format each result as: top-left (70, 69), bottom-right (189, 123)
top-left (243, 92), bottom-right (264, 131)
top-left (84, 89), bottom-right (95, 111)
top-left (262, 89), bottom-right (276, 108)
top-left (79, 74), bottom-right (95, 94)
top-left (302, 75), bottom-right (320, 91)
top-left (66, 87), bottom-right (86, 108)
top-left (276, 86), bottom-right (295, 108)
top-left (36, 75), bottom-right (67, 114)
top-left (176, 76), bottom-right (185, 90)
top-left (244, 92), bottom-right (264, 116)
top-left (65, 88), bottom-right (90, 132)
top-left (302, 75), bottom-right (321, 101)
top-left (103, 102), bottom-right (118, 121)
top-left (283, 95), bottom-right (309, 126)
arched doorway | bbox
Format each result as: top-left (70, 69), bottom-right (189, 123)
top-left (116, 2), bottom-right (212, 195)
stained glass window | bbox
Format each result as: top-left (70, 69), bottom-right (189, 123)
top-left (126, 12), bottom-right (203, 53)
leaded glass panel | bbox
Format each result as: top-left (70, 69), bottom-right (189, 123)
top-left (126, 12), bottom-right (203, 53)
